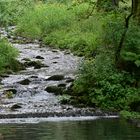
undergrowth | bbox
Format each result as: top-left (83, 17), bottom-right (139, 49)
top-left (0, 38), bottom-right (19, 73)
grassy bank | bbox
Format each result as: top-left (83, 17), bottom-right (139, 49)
top-left (0, 39), bottom-right (20, 74)
top-left (16, 1), bottom-right (102, 56)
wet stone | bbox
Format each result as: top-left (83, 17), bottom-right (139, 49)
top-left (0, 77), bottom-right (2, 83)
top-left (18, 79), bottom-right (31, 85)
top-left (22, 58), bottom-right (31, 62)
top-left (52, 50), bottom-right (58, 52)
top-left (58, 83), bottom-right (66, 87)
top-left (46, 75), bottom-right (64, 81)
top-left (24, 60), bottom-right (45, 69)
top-left (66, 78), bottom-right (74, 83)
top-left (0, 74), bottom-right (9, 78)
top-left (35, 56), bottom-right (44, 59)
top-left (4, 89), bottom-right (17, 95)
top-left (45, 86), bottom-right (65, 95)
top-left (30, 76), bottom-right (38, 78)
top-left (11, 104), bottom-right (22, 111)
top-left (52, 61), bottom-right (58, 64)
top-left (53, 56), bottom-right (60, 59)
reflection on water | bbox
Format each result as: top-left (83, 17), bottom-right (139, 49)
top-left (0, 118), bottom-right (140, 140)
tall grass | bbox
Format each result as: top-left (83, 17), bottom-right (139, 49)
top-left (16, 2), bottom-right (103, 56)
top-left (0, 39), bottom-right (19, 73)
top-left (0, 0), bottom-right (35, 26)
top-left (16, 3), bottom-right (75, 39)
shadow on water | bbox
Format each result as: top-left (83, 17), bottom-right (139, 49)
top-left (0, 118), bottom-right (140, 140)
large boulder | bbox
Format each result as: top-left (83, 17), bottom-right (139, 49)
top-left (46, 75), bottom-right (64, 81)
top-left (45, 86), bottom-right (65, 95)
top-left (35, 56), bottom-right (44, 59)
top-left (11, 103), bottom-right (22, 111)
top-left (18, 79), bottom-right (31, 85)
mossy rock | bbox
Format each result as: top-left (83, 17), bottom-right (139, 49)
top-left (65, 78), bottom-right (74, 83)
top-left (4, 89), bottom-right (17, 94)
top-left (46, 75), bottom-right (64, 81)
top-left (24, 60), bottom-right (45, 69)
top-left (45, 86), bottom-right (65, 95)
top-left (22, 58), bottom-right (31, 62)
top-left (4, 89), bottom-right (17, 98)
top-left (58, 83), bottom-right (66, 87)
top-left (11, 104), bottom-right (22, 111)
top-left (35, 56), bottom-right (44, 59)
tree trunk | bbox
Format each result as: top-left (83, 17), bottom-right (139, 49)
top-left (132, 0), bottom-right (140, 23)
top-left (112, 0), bottom-right (119, 6)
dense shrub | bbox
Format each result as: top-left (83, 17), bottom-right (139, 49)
top-left (72, 11), bottom-right (140, 111)
top-left (121, 22), bottom-right (140, 68)
top-left (73, 53), bottom-right (140, 111)
top-left (0, 0), bottom-right (35, 26)
top-left (43, 17), bottom-right (102, 56)
top-left (0, 39), bottom-right (19, 73)
top-left (17, 3), bottom-right (75, 39)
top-left (16, 1), bottom-right (102, 56)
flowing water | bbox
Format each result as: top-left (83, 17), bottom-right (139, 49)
top-left (0, 27), bottom-right (85, 116)
top-left (0, 26), bottom-right (113, 117)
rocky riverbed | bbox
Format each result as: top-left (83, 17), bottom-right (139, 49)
top-left (0, 27), bottom-right (118, 120)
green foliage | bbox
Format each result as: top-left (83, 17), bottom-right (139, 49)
top-left (58, 94), bottom-right (71, 104)
top-left (43, 20), bottom-right (101, 56)
top-left (121, 22), bottom-right (140, 67)
top-left (5, 91), bottom-right (14, 99)
top-left (0, 0), bottom-right (35, 26)
top-left (16, 2), bottom-right (102, 56)
top-left (101, 13), bottom-right (124, 48)
top-left (73, 53), bottom-right (140, 111)
top-left (17, 3), bottom-right (75, 39)
top-left (0, 38), bottom-right (19, 73)
top-left (120, 110), bottom-right (140, 119)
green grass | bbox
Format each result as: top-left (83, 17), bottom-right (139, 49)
top-left (0, 0), bottom-right (35, 26)
top-left (0, 39), bottom-right (19, 73)
top-left (16, 2), bottom-right (103, 56)
top-left (16, 3), bottom-right (75, 39)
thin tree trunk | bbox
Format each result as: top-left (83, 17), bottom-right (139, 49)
top-left (115, 13), bottom-right (133, 65)
top-left (132, 0), bottom-right (140, 23)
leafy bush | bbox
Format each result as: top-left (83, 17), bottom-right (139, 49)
top-left (0, 39), bottom-right (19, 73)
top-left (101, 13), bottom-right (124, 48)
top-left (16, 1), bottom-right (102, 56)
top-left (17, 3), bottom-right (75, 39)
top-left (43, 12), bottom-right (102, 56)
top-left (0, 0), bottom-right (35, 26)
top-left (120, 110), bottom-right (140, 119)
top-left (121, 22), bottom-right (140, 67)
top-left (73, 53), bottom-right (140, 111)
